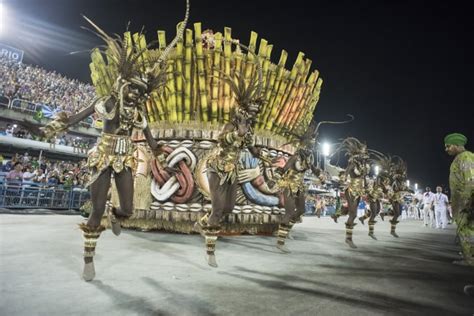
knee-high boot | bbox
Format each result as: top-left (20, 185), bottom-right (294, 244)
top-left (345, 222), bottom-right (357, 248)
top-left (390, 219), bottom-right (399, 238)
top-left (203, 226), bottom-right (220, 268)
top-left (276, 223), bottom-right (291, 253)
top-left (79, 223), bottom-right (106, 281)
top-left (368, 220), bottom-right (377, 240)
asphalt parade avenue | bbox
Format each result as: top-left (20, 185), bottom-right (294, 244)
top-left (1, 213), bottom-right (473, 316)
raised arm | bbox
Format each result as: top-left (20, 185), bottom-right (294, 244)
top-left (40, 103), bottom-right (95, 139)
top-left (66, 103), bottom-right (96, 126)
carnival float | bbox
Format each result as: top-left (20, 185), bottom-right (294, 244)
top-left (89, 22), bottom-right (324, 235)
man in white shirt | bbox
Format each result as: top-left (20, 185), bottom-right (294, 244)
top-left (414, 192), bottom-right (424, 219)
top-left (434, 186), bottom-right (449, 229)
top-left (422, 187), bottom-right (435, 227)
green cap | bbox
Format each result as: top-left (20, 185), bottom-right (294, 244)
top-left (444, 133), bottom-right (467, 146)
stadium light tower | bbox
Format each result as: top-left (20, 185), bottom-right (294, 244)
top-left (374, 165), bottom-right (380, 176)
top-left (0, 1), bottom-right (4, 35)
top-left (322, 142), bottom-right (331, 157)
top-left (415, 183), bottom-right (418, 191)
top-left (406, 179), bottom-right (410, 188)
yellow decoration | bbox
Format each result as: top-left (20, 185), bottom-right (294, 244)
top-left (89, 22), bottom-right (324, 140)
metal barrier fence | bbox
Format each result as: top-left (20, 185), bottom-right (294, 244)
top-left (0, 183), bottom-right (90, 210)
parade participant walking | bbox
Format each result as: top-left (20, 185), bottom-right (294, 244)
top-left (422, 187), bottom-right (435, 227)
top-left (434, 186), bottom-right (449, 229)
top-left (444, 133), bottom-right (474, 296)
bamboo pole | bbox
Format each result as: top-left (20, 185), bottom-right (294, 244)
top-left (156, 30), bottom-right (169, 121)
top-left (276, 69), bottom-right (303, 133)
top-left (210, 32), bottom-right (223, 123)
top-left (301, 77), bottom-right (323, 130)
top-left (271, 52), bottom-right (304, 132)
top-left (278, 56), bottom-right (308, 131)
top-left (204, 39), bottom-right (213, 123)
top-left (288, 70), bottom-right (317, 131)
top-left (262, 50), bottom-right (287, 130)
top-left (223, 27), bottom-right (232, 123)
top-left (257, 44), bottom-right (274, 129)
top-left (184, 28), bottom-right (193, 122)
top-left (243, 31), bottom-right (258, 86)
top-left (194, 22), bottom-right (209, 122)
top-left (158, 31), bottom-right (177, 123)
top-left (90, 50), bottom-right (113, 97)
top-left (166, 58), bottom-right (177, 122)
top-left (286, 60), bottom-right (313, 130)
top-left (89, 63), bottom-right (105, 97)
top-left (175, 23), bottom-right (185, 122)
top-left (132, 33), bottom-right (148, 72)
top-left (228, 42), bottom-right (242, 120)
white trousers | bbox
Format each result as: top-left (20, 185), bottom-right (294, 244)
top-left (423, 205), bottom-right (435, 227)
top-left (435, 208), bottom-right (448, 229)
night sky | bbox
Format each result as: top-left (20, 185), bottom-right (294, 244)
top-left (2, 0), bottom-right (472, 190)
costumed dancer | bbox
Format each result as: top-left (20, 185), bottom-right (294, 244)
top-left (24, 1), bottom-right (190, 281)
top-left (444, 133), bottom-right (474, 296)
top-left (334, 138), bottom-right (370, 248)
top-left (275, 115), bottom-right (353, 253)
top-left (385, 156), bottom-right (410, 238)
top-left (194, 39), bottom-right (264, 267)
top-left (358, 153), bottom-right (391, 239)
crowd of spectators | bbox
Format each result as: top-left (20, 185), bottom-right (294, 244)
top-left (0, 57), bottom-right (95, 114)
top-left (0, 152), bottom-right (90, 189)
top-left (305, 195), bottom-right (336, 216)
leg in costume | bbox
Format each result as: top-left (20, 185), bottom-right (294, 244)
top-left (390, 201), bottom-right (400, 238)
top-left (368, 201), bottom-right (379, 240)
top-left (87, 167), bottom-right (112, 228)
top-left (81, 167), bottom-right (112, 281)
top-left (200, 171), bottom-right (238, 267)
top-left (345, 191), bottom-right (360, 248)
top-left (79, 223), bottom-right (105, 281)
top-left (276, 189), bottom-right (296, 253)
top-left (107, 168), bottom-right (135, 236)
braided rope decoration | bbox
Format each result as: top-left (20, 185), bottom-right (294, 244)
top-left (150, 146), bottom-right (197, 203)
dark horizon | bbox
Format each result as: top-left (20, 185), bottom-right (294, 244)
top-left (1, 0), bottom-right (472, 190)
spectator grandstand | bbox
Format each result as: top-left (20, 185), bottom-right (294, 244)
top-left (0, 58), bottom-right (97, 210)
top-left (0, 57), bottom-right (95, 114)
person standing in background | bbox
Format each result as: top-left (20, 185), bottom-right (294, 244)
top-left (434, 186), bottom-right (449, 229)
top-left (444, 133), bottom-right (474, 296)
top-left (422, 187), bottom-right (436, 227)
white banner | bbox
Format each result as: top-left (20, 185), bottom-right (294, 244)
top-left (0, 43), bottom-right (24, 63)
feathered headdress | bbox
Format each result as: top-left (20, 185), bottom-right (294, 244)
top-left (222, 39), bottom-right (264, 123)
top-left (282, 114), bottom-right (354, 150)
top-left (82, 0), bottom-right (190, 94)
top-left (340, 137), bottom-right (369, 161)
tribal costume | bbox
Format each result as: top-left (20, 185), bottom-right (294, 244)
top-left (195, 39), bottom-right (264, 267)
top-left (30, 1), bottom-right (190, 281)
